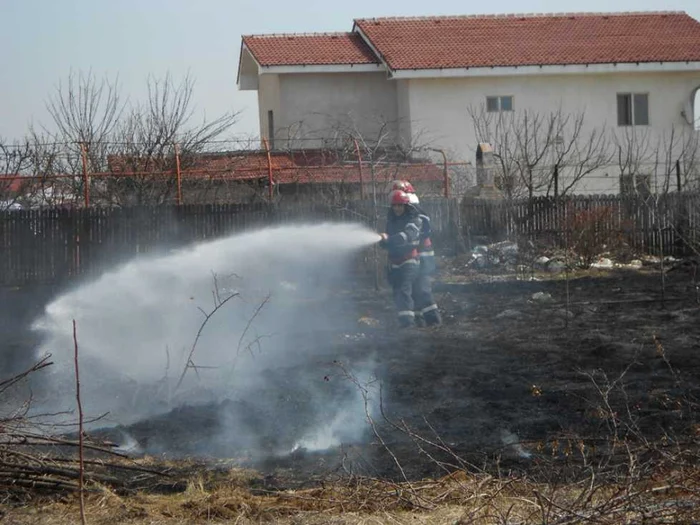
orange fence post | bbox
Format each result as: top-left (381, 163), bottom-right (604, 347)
top-left (353, 137), bottom-right (364, 199)
top-left (79, 143), bottom-right (90, 207)
top-left (262, 137), bottom-right (274, 202)
top-left (174, 144), bottom-right (183, 205)
top-left (432, 148), bottom-right (449, 198)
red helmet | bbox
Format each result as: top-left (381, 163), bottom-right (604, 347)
top-left (391, 180), bottom-right (415, 194)
top-left (389, 189), bottom-right (411, 205)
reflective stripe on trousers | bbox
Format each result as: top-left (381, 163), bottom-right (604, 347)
top-left (391, 259), bottom-right (419, 269)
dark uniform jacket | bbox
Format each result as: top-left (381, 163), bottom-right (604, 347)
top-left (381, 206), bottom-right (422, 266)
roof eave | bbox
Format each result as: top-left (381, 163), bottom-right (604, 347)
top-left (257, 63), bottom-right (385, 74)
top-left (389, 60), bottom-right (700, 78)
top-left (236, 41), bottom-right (261, 90)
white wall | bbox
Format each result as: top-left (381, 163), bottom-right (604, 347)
top-left (396, 79), bottom-right (412, 147)
top-left (256, 68), bottom-right (700, 193)
top-left (257, 74), bottom-right (280, 145)
top-left (407, 72), bottom-right (700, 194)
top-left (259, 72), bottom-right (398, 149)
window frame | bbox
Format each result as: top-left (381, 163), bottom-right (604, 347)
top-left (617, 93), bottom-right (649, 127)
top-left (486, 95), bottom-right (514, 113)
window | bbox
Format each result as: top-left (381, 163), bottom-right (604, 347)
top-left (486, 96), bottom-right (514, 113)
top-left (620, 173), bottom-right (651, 197)
top-left (617, 93), bottom-right (649, 126)
top-left (267, 110), bottom-right (275, 149)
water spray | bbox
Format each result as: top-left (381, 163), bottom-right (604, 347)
top-left (30, 222), bottom-right (381, 458)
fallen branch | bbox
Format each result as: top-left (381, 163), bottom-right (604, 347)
top-left (2, 432), bottom-right (127, 457)
top-left (73, 319), bottom-right (87, 525)
top-left (0, 355), bottom-right (53, 394)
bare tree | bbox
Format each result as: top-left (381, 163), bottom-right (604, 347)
top-left (46, 69), bottom-right (124, 149)
top-left (469, 106), bottom-right (612, 200)
top-left (104, 73), bottom-right (239, 206)
top-left (265, 113), bottom-right (432, 207)
top-left (45, 69), bottom-right (125, 183)
top-left (39, 70), bottom-right (240, 206)
top-left (22, 132), bottom-right (83, 208)
top-left (616, 126), bottom-right (700, 298)
top-left (0, 138), bottom-right (33, 210)
top-left (612, 126), bottom-right (657, 197)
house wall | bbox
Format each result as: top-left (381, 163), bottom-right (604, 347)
top-left (257, 74), bottom-right (281, 146)
top-left (406, 71), bottom-right (700, 194)
top-left (258, 72), bottom-right (399, 149)
top-left (396, 79), bottom-right (412, 147)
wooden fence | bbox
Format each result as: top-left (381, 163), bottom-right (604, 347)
top-left (462, 193), bottom-right (700, 255)
top-left (5, 194), bottom-right (699, 287)
top-left (0, 198), bottom-right (461, 286)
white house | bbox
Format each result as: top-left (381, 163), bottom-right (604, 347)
top-left (237, 11), bottom-right (700, 195)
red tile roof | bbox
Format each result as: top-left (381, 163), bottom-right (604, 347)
top-left (354, 12), bottom-right (700, 70)
top-left (108, 152), bottom-right (444, 185)
top-left (0, 176), bottom-right (30, 193)
top-left (242, 32), bottom-right (380, 66)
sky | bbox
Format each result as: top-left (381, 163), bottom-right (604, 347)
top-left (1, 0), bottom-right (699, 142)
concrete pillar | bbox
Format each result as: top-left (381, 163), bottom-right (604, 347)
top-left (464, 143), bottom-right (502, 200)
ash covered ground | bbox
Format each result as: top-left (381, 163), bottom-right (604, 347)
top-left (3, 262), bottom-right (700, 487)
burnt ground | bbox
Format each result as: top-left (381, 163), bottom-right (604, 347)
top-left (3, 264), bottom-right (700, 489)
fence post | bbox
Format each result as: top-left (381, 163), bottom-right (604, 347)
top-left (262, 137), bottom-right (274, 202)
top-left (676, 159), bottom-right (682, 192)
top-left (554, 164), bottom-right (559, 200)
top-left (439, 149), bottom-right (449, 198)
top-left (79, 143), bottom-right (90, 208)
top-left (174, 144), bottom-right (183, 205)
top-left (352, 137), bottom-right (364, 199)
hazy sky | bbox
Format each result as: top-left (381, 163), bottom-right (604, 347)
top-left (2, 0), bottom-right (699, 142)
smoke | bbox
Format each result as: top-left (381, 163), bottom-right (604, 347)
top-left (29, 222), bottom-right (381, 458)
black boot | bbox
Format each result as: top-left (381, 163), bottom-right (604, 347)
top-left (398, 315), bottom-right (415, 328)
top-left (424, 308), bottom-right (442, 327)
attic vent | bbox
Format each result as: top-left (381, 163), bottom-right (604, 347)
top-left (331, 35), bottom-right (338, 39)
top-left (287, 36), bottom-right (294, 40)
top-left (434, 20), bottom-right (441, 24)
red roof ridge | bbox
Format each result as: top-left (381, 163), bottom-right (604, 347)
top-left (354, 10), bottom-right (688, 23)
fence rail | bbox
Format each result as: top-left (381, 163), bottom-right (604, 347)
top-left (0, 198), bottom-right (461, 286)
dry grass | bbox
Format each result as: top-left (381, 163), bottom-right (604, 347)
top-left (2, 462), bottom-right (700, 524)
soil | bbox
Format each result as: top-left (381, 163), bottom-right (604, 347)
top-left (3, 262), bottom-right (700, 490)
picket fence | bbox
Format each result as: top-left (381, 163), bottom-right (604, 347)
top-left (462, 193), bottom-right (700, 255)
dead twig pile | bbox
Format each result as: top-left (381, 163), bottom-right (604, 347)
top-left (0, 355), bottom-right (172, 501)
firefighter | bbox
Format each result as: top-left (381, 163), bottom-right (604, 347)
top-left (378, 190), bottom-right (422, 328)
top-left (391, 180), bottom-right (441, 327)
